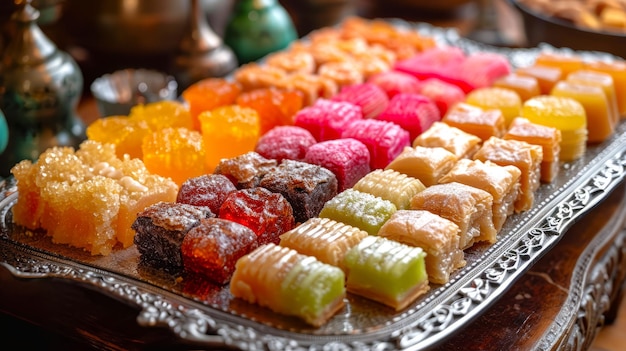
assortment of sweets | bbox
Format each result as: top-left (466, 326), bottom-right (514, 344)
top-left (132, 202), bottom-right (214, 274)
top-left (214, 151), bottom-right (277, 189)
top-left (235, 87), bottom-right (305, 134)
top-left (199, 105), bottom-right (261, 172)
top-left (11, 140), bottom-right (178, 255)
top-left (254, 125), bottom-right (317, 162)
top-left (278, 217), bottom-right (368, 272)
top-left (181, 218), bottom-right (258, 285)
top-left (319, 189), bottom-right (397, 236)
top-left (293, 99), bottom-right (363, 141)
top-left (259, 159), bottom-right (338, 223)
top-left (141, 127), bottom-right (206, 186)
top-left (343, 236), bottom-right (429, 311)
top-left (473, 137), bottom-right (543, 212)
top-left (504, 117), bottom-right (562, 183)
top-left (416, 78), bottom-right (467, 116)
top-left (331, 82), bottom-right (389, 119)
top-left (493, 73), bottom-right (541, 102)
top-left (521, 95), bottom-right (588, 161)
top-left (385, 146), bottom-right (458, 187)
top-left (218, 187), bottom-right (295, 246)
top-left (376, 93), bottom-right (441, 141)
top-left (465, 87), bottom-right (522, 127)
top-left (378, 210), bottom-right (465, 285)
top-left (181, 78), bottom-right (242, 131)
top-left (230, 243), bottom-right (346, 327)
top-left (303, 138), bottom-right (371, 192)
top-left (176, 174), bottom-right (237, 215)
top-left (341, 118), bottom-right (411, 169)
top-left (410, 182), bottom-right (497, 249)
top-left (439, 159), bottom-right (522, 232)
top-left (442, 102), bottom-right (506, 141)
top-left (352, 169), bottom-right (425, 210)
top-left (412, 121), bottom-right (482, 159)
top-left (550, 80), bottom-right (615, 143)
top-left (367, 70), bottom-right (422, 98)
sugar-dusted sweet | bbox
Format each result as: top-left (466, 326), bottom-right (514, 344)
top-left (230, 243), bottom-right (346, 327)
top-left (331, 82), bottom-right (389, 119)
top-left (11, 140), bottom-right (178, 255)
top-left (214, 151), bottom-right (277, 189)
top-left (303, 138), bottom-right (371, 192)
top-left (442, 102), bottom-right (506, 141)
top-left (521, 95), bottom-right (587, 161)
top-left (385, 146), bottom-right (458, 187)
top-left (551, 80), bottom-right (614, 143)
top-left (236, 87), bottom-right (304, 134)
top-left (493, 73), bottom-right (541, 102)
top-left (504, 117), bottom-right (562, 183)
top-left (199, 105), bottom-right (261, 172)
top-left (516, 65), bottom-right (563, 94)
top-left (566, 70), bottom-right (619, 126)
top-left (341, 118), bottom-right (411, 169)
top-left (343, 236), bottom-right (429, 311)
top-left (132, 202), bottom-right (214, 274)
top-left (279, 217), bottom-right (368, 272)
top-left (367, 70), bottom-right (421, 98)
top-left (128, 100), bottom-right (195, 131)
top-left (181, 78), bottom-right (242, 130)
top-left (259, 159), bottom-right (338, 223)
top-left (176, 174), bottom-right (236, 215)
top-left (255, 126), bottom-right (317, 163)
top-left (417, 78), bottom-right (466, 116)
top-left (141, 127), bottom-right (206, 186)
top-left (319, 189), bottom-right (397, 235)
top-left (439, 159), bottom-right (521, 232)
top-left (376, 93), bottom-right (441, 141)
top-left (410, 182), bottom-right (496, 249)
top-left (86, 115), bottom-right (150, 160)
top-left (412, 121), bottom-right (482, 159)
top-left (293, 98), bottom-right (363, 141)
top-left (353, 169), bottom-right (425, 210)
top-left (585, 59), bottom-right (626, 117)
top-left (219, 187), bottom-right (295, 246)
top-left (378, 210), bottom-right (465, 285)
top-left (473, 137), bottom-right (543, 212)
top-left (465, 87), bottom-right (522, 127)
top-left (181, 218), bottom-right (258, 285)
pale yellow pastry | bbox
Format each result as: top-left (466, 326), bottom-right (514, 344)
top-left (385, 146), bottom-right (458, 187)
top-left (412, 121), bottom-right (482, 159)
top-left (352, 169), bottom-right (426, 210)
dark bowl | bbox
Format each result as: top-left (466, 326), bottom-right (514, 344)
top-left (509, 0), bottom-right (626, 59)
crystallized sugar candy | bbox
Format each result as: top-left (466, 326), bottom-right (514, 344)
top-left (181, 78), bottom-right (242, 131)
top-left (304, 138), bottom-right (371, 191)
top-left (141, 127), bottom-right (206, 186)
top-left (219, 187), bottom-right (296, 246)
top-left (236, 87), bottom-right (304, 134)
top-left (129, 100), bottom-right (194, 131)
top-left (377, 93), bottom-right (440, 141)
top-left (319, 188), bottom-right (397, 236)
top-left (181, 218), bottom-right (258, 284)
top-left (331, 82), bottom-right (389, 119)
top-left (255, 126), bottom-right (317, 162)
top-left (367, 70), bottom-right (421, 98)
top-left (176, 174), bottom-right (236, 215)
top-left (294, 99), bottom-right (363, 141)
top-left (417, 78), bottom-right (466, 116)
top-left (342, 119), bottom-right (411, 170)
top-left (86, 116), bottom-right (151, 160)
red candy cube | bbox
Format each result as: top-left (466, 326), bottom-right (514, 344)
top-left (342, 119), bottom-right (410, 170)
top-left (367, 70), bottom-right (421, 99)
top-left (377, 93), bottom-right (441, 141)
top-left (331, 83), bottom-right (389, 119)
top-left (418, 78), bottom-right (466, 116)
top-left (255, 126), bottom-right (317, 162)
top-left (294, 99), bottom-right (363, 141)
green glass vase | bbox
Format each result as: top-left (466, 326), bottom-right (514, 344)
top-left (224, 0), bottom-right (298, 64)
top-left (0, 109), bottom-right (7, 155)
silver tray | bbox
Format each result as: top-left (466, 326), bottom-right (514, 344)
top-left (2, 22), bottom-right (626, 351)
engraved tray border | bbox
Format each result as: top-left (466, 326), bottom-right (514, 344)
top-left (2, 22), bottom-right (626, 351)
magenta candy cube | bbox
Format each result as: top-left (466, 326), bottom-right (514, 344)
top-left (294, 99), bottom-right (363, 141)
top-left (377, 93), bottom-right (441, 141)
top-left (342, 119), bottom-right (410, 170)
top-left (255, 126), bottom-right (317, 162)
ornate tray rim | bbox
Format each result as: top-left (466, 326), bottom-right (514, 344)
top-left (2, 21), bottom-right (626, 351)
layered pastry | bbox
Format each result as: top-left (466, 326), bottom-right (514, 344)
top-left (410, 182), bottom-right (496, 249)
top-left (412, 121), bottom-right (482, 160)
top-left (385, 146), bottom-right (458, 187)
top-left (378, 210), bottom-right (465, 285)
top-left (352, 169), bottom-right (426, 210)
top-left (279, 217), bottom-right (368, 272)
top-left (319, 189), bottom-right (397, 236)
top-left (230, 243), bottom-right (346, 327)
top-left (473, 137), bottom-right (543, 212)
top-left (343, 236), bottom-right (429, 311)
top-left (439, 159), bottom-right (521, 232)
top-left (132, 202), bottom-right (214, 274)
